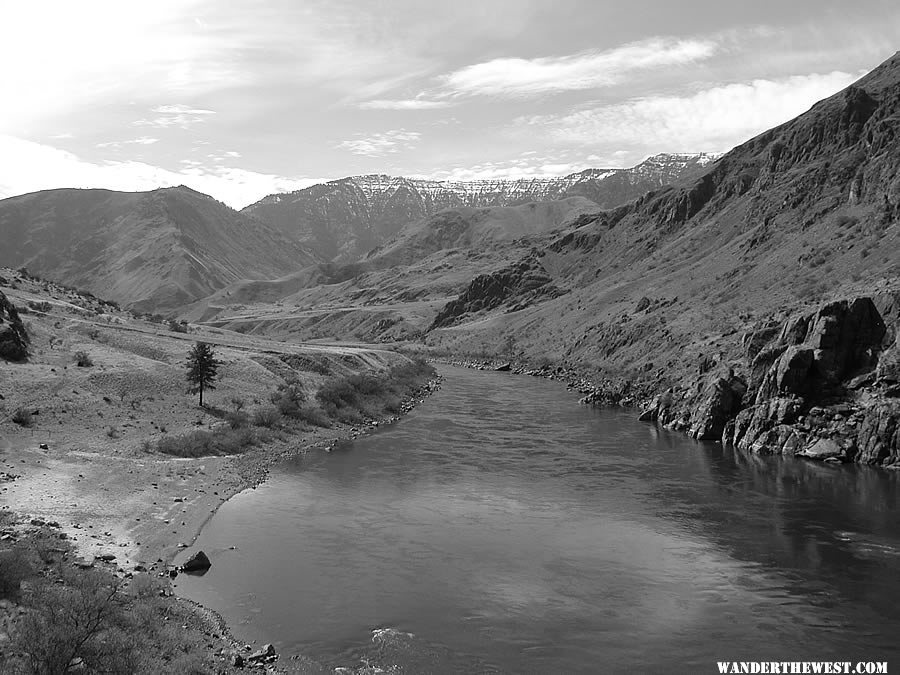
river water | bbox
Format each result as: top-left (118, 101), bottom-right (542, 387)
top-left (176, 366), bottom-right (900, 673)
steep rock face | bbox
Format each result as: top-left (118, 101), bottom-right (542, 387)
top-left (715, 296), bottom-right (899, 464)
top-left (243, 153), bottom-right (718, 262)
top-left (638, 293), bottom-right (900, 465)
top-left (0, 289), bottom-right (28, 361)
top-left (751, 299), bottom-right (885, 401)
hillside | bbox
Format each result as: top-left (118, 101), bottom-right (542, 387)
top-left (422, 52), bottom-right (900, 464)
top-left (177, 197), bottom-right (603, 341)
top-left (242, 153), bottom-right (717, 262)
top-left (0, 186), bottom-right (321, 313)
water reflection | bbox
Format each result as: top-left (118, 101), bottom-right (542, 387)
top-left (176, 366), bottom-right (900, 673)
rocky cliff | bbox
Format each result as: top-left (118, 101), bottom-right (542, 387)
top-left (639, 294), bottom-right (900, 465)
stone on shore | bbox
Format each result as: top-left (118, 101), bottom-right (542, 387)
top-left (182, 550), bottom-right (211, 572)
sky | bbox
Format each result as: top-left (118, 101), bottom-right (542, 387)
top-left (1, 0), bottom-right (899, 209)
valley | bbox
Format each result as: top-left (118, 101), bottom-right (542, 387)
top-left (1, 43), bottom-right (900, 675)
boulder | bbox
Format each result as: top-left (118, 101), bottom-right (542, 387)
top-left (724, 396), bottom-right (803, 452)
top-left (854, 403), bottom-right (900, 464)
top-left (181, 550), bottom-right (211, 573)
top-left (798, 437), bottom-right (843, 460)
top-left (690, 374), bottom-right (747, 440)
top-left (755, 346), bottom-right (815, 402)
top-left (248, 643), bottom-right (276, 662)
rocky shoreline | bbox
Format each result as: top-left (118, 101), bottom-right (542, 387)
top-left (437, 292), bottom-right (900, 469)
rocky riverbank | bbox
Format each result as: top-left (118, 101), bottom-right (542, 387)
top-left (437, 292), bottom-right (900, 468)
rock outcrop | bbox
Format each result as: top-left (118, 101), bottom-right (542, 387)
top-left (645, 295), bottom-right (900, 466)
top-left (0, 290), bottom-right (28, 361)
top-left (430, 257), bottom-right (566, 329)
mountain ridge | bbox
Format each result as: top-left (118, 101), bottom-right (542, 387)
top-left (0, 186), bottom-right (321, 313)
top-left (242, 152), bottom-right (720, 261)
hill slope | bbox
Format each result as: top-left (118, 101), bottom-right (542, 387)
top-left (0, 186), bottom-right (320, 312)
top-left (424, 52), bottom-right (900, 464)
top-left (242, 153), bottom-right (718, 262)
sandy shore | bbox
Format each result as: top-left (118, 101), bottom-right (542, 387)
top-left (1, 415), bottom-right (423, 573)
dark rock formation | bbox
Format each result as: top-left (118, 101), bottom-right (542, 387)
top-left (689, 374), bottom-right (748, 440)
top-left (0, 290), bottom-right (28, 361)
top-left (430, 257), bottom-right (566, 329)
top-left (182, 550), bottom-right (211, 573)
top-left (644, 294), bottom-right (900, 466)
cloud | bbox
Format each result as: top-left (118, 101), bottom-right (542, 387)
top-left (337, 130), bottom-right (421, 157)
top-left (423, 157), bottom-right (586, 183)
top-left (133, 105), bottom-right (216, 129)
top-left (96, 137), bottom-right (160, 149)
top-left (441, 37), bottom-right (717, 98)
top-left (510, 71), bottom-right (862, 152)
top-left (0, 135), bottom-right (318, 209)
top-left (359, 99), bottom-right (453, 110)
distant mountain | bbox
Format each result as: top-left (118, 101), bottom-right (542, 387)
top-left (364, 196), bottom-right (603, 268)
top-left (0, 186), bottom-right (320, 312)
top-left (242, 153), bottom-right (719, 262)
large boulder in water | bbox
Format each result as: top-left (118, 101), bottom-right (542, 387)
top-left (182, 550), bottom-right (211, 572)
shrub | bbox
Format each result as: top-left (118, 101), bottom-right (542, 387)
top-left (74, 350), bottom-right (93, 367)
top-left (155, 426), bottom-right (260, 457)
top-left (168, 319), bottom-right (189, 333)
top-left (106, 425), bottom-right (119, 439)
top-left (12, 407), bottom-right (33, 427)
top-left (225, 410), bottom-right (250, 429)
top-left (0, 545), bottom-right (35, 601)
top-left (252, 406), bottom-right (282, 428)
top-left (13, 567), bottom-right (141, 675)
top-left (314, 359), bottom-right (435, 423)
top-left (296, 404), bottom-right (332, 428)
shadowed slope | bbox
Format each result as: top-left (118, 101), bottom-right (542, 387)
top-left (0, 186), bottom-right (320, 312)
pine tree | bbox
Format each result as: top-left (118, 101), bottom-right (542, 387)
top-left (185, 342), bottom-right (220, 407)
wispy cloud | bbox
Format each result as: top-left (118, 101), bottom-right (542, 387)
top-left (358, 36), bottom-right (718, 109)
top-left (510, 71), bottom-right (862, 153)
top-left (442, 37), bottom-right (716, 98)
top-left (133, 104), bottom-right (216, 129)
top-left (359, 99), bottom-right (453, 110)
top-left (96, 136), bottom-right (159, 149)
top-left (423, 157), bottom-right (586, 182)
top-left (337, 130), bottom-right (421, 157)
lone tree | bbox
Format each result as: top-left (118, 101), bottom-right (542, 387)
top-left (186, 341), bottom-right (221, 407)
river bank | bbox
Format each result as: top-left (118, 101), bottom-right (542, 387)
top-left (2, 332), bottom-right (439, 673)
top-left (433, 296), bottom-right (900, 471)
top-left (173, 364), bottom-right (900, 673)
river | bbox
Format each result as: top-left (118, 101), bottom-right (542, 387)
top-left (176, 365), bottom-right (900, 673)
